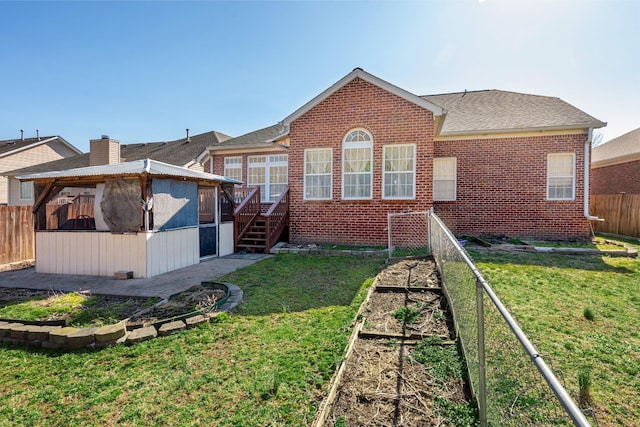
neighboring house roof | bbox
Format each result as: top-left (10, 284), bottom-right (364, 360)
top-left (207, 124), bottom-right (286, 152)
top-left (423, 90), bottom-right (606, 136)
top-left (282, 68), bottom-right (446, 128)
top-left (17, 158), bottom-right (241, 185)
top-left (592, 127), bottom-right (640, 168)
top-left (120, 130), bottom-right (232, 165)
top-left (5, 130), bottom-right (232, 176)
top-left (0, 135), bottom-right (82, 159)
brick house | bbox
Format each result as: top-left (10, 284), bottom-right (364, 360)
top-left (205, 68), bottom-right (606, 247)
top-left (591, 127), bottom-right (640, 195)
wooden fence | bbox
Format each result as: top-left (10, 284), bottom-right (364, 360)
top-left (0, 206), bottom-right (35, 265)
top-left (591, 194), bottom-right (640, 238)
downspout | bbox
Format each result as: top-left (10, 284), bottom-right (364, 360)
top-left (583, 128), bottom-right (603, 221)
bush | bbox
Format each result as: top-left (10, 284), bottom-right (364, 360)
top-left (583, 307), bottom-right (595, 321)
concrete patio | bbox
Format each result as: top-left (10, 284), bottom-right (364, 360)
top-left (0, 253), bottom-right (270, 299)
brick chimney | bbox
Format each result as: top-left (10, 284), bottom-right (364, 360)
top-left (90, 135), bottom-right (120, 166)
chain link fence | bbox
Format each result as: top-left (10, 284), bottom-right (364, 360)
top-left (387, 211), bottom-right (430, 258)
top-left (388, 210), bottom-right (594, 426)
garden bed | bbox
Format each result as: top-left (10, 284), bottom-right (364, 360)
top-left (0, 283), bottom-right (227, 328)
top-left (318, 258), bottom-right (476, 426)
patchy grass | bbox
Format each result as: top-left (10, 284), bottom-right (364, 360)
top-left (0, 292), bottom-right (86, 321)
top-left (469, 236), bottom-right (640, 427)
top-left (0, 254), bottom-right (385, 426)
top-left (0, 292), bottom-right (159, 327)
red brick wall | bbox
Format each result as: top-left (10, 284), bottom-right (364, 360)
top-left (433, 134), bottom-right (591, 240)
top-left (591, 160), bottom-right (640, 195)
top-left (204, 155), bottom-right (247, 181)
top-left (288, 77), bottom-right (435, 246)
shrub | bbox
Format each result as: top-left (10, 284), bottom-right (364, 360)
top-left (583, 307), bottom-right (595, 321)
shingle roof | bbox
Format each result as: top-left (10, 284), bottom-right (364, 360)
top-left (208, 124), bottom-right (286, 151)
top-left (120, 130), bottom-right (232, 164)
top-left (5, 130), bottom-right (232, 176)
top-left (592, 127), bottom-right (640, 167)
top-left (423, 90), bottom-right (606, 136)
top-left (17, 158), bottom-right (241, 184)
top-left (0, 135), bottom-right (82, 158)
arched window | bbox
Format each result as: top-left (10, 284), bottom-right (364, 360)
top-left (342, 129), bottom-right (373, 199)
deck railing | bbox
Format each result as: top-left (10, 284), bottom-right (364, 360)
top-left (233, 186), bottom-right (260, 251)
top-left (264, 186), bottom-right (289, 252)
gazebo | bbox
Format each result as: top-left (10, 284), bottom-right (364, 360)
top-left (18, 158), bottom-right (240, 278)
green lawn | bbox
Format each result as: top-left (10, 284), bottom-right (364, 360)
top-left (0, 255), bottom-right (385, 426)
top-left (469, 237), bottom-right (640, 427)
top-left (2, 239), bottom-right (638, 426)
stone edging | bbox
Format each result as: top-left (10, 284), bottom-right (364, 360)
top-left (0, 283), bottom-right (243, 351)
top-left (270, 242), bottom-right (387, 257)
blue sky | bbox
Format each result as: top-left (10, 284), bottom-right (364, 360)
top-left (2, 0), bottom-right (638, 152)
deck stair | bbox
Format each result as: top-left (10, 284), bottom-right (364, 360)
top-left (233, 186), bottom-right (289, 254)
top-left (237, 217), bottom-right (267, 253)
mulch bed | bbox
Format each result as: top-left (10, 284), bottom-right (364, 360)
top-left (0, 285), bottom-right (225, 327)
top-left (329, 338), bottom-right (468, 426)
top-left (126, 285), bottom-right (227, 328)
top-left (323, 258), bottom-right (471, 426)
top-left (362, 291), bottom-right (451, 338)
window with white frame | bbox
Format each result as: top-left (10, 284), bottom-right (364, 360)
top-left (247, 155), bottom-right (288, 202)
top-left (383, 144), bottom-right (416, 199)
top-left (19, 181), bottom-right (33, 200)
top-left (547, 153), bottom-right (575, 200)
top-left (343, 129), bottom-right (373, 199)
top-left (223, 157), bottom-right (242, 182)
top-left (304, 148), bottom-right (332, 200)
top-left (433, 157), bottom-right (457, 201)
top-left (268, 155), bottom-right (288, 201)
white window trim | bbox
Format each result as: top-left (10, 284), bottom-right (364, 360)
top-left (19, 180), bottom-right (33, 201)
top-left (224, 157), bottom-right (242, 181)
top-left (304, 148), bottom-right (333, 201)
top-left (247, 155), bottom-right (288, 202)
top-left (342, 129), bottom-right (373, 200)
top-left (547, 152), bottom-right (576, 201)
top-left (382, 144), bottom-right (416, 200)
top-left (433, 157), bottom-right (457, 202)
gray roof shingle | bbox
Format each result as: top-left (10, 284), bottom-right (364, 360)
top-left (423, 90), bottom-right (606, 136)
top-left (0, 135), bottom-right (81, 158)
top-left (208, 124), bottom-right (285, 151)
top-left (592, 127), bottom-right (640, 166)
top-left (5, 130), bottom-right (232, 176)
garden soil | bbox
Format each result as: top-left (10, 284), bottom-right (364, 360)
top-left (322, 258), bottom-right (471, 427)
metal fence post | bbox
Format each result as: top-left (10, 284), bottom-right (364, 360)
top-left (476, 278), bottom-right (488, 427)
top-left (387, 213), bottom-right (392, 259)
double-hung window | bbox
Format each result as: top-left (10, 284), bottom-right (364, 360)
top-left (383, 144), bottom-right (416, 199)
top-left (433, 157), bottom-right (457, 201)
top-left (224, 157), bottom-right (242, 182)
top-left (342, 129), bottom-right (373, 199)
top-left (547, 153), bottom-right (575, 200)
top-left (304, 148), bottom-right (332, 200)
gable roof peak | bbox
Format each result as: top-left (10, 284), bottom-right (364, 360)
top-left (282, 68), bottom-right (445, 127)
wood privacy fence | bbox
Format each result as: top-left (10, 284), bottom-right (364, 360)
top-left (0, 206), bottom-right (35, 265)
top-left (591, 193), bottom-right (640, 238)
